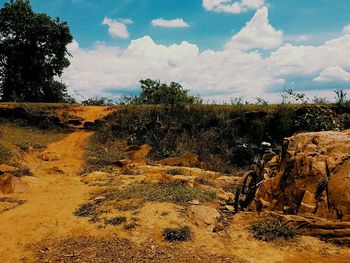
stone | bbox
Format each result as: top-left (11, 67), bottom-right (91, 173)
top-left (250, 129), bottom-right (350, 220)
top-left (67, 119), bottom-right (82, 126)
top-left (213, 224), bottom-right (225, 233)
top-left (157, 152), bottom-right (200, 168)
top-left (0, 173), bottom-right (28, 194)
top-left (188, 205), bottom-right (221, 227)
top-left (188, 200), bottom-right (200, 205)
top-left (223, 205), bottom-right (235, 212)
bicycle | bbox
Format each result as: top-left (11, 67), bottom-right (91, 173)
top-left (234, 142), bottom-right (278, 213)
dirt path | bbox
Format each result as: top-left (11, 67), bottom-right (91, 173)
top-left (0, 107), bottom-right (111, 262)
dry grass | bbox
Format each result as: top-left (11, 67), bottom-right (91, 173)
top-left (96, 181), bottom-right (216, 205)
top-left (0, 120), bottom-right (67, 165)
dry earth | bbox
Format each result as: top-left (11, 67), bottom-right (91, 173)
top-left (0, 106), bottom-right (349, 262)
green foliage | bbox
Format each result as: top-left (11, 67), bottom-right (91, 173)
top-left (0, 0), bottom-right (73, 102)
top-left (122, 79), bottom-right (201, 105)
top-left (162, 226), bottom-right (193, 242)
top-left (250, 220), bottom-right (296, 241)
top-left (82, 96), bottom-right (113, 106)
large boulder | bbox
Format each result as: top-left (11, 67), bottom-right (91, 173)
top-left (253, 129), bottom-right (350, 220)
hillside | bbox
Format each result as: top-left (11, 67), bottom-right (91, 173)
top-left (0, 104), bottom-right (349, 262)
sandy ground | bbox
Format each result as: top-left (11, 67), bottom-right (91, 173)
top-left (0, 106), bottom-right (349, 262)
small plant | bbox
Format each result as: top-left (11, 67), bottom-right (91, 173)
top-left (74, 203), bottom-right (97, 217)
top-left (105, 216), bottom-right (127, 226)
top-left (12, 166), bottom-right (33, 177)
top-left (162, 226), bottom-right (193, 242)
top-left (124, 222), bottom-right (139, 230)
top-left (250, 220), bottom-right (295, 242)
top-left (334, 89), bottom-right (348, 105)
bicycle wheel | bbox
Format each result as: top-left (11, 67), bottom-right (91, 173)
top-left (234, 170), bottom-right (257, 212)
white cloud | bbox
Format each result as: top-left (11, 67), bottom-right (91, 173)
top-left (151, 18), bottom-right (190, 28)
top-left (343, 25), bottom-right (350, 34)
top-left (64, 7), bottom-right (350, 102)
top-left (295, 34), bottom-right (310, 42)
top-left (225, 7), bottom-right (283, 50)
top-left (202, 0), bottom-right (264, 14)
top-left (314, 66), bottom-right (350, 82)
top-left (102, 17), bottom-right (132, 39)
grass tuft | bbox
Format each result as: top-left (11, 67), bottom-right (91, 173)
top-left (105, 216), bottom-right (127, 226)
top-left (250, 220), bottom-right (296, 242)
top-left (162, 226), bottom-right (193, 242)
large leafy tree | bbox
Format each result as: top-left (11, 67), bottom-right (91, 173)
top-left (0, 0), bottom-right (73, 102)
top-left (123, 79), bottom-right (202, 105)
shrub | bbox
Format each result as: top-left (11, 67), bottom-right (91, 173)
top-left (162, 226), bottom-right (193, 242)
top-left (82, 96), bottom-right (113, 106)
top-left (250, 220), bottom-right (295, 242)
top-left (105, 216), bottom-right (127, 226)
top-left (74, 203), bottom-right (97, 217)
top-left (121, 79), bottom-right (201, 105)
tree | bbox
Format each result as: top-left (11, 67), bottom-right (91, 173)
top-left (0, 0), bottom-right (73, 102)
top-left (122, 79), bottom-right (202, 105)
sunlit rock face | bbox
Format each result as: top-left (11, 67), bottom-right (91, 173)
top-left (253, 129), bottom-right (350, 221)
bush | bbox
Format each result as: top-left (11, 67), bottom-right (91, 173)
top-left (82, 96), bottom-right (113, 106)
top-left (250, 220), bottom-right (295, 242)
top-left (121, 79), bottom-right (201, 105)
top-left (162, 226), bottom-right (193, 242)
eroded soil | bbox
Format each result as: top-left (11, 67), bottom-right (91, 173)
top-left (0, 106), bottom-right (349, 263)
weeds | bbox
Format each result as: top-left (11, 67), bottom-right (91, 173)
top-left (250, 220), bottom-right (296, 242)
top-left (97, 181), bottom-right (216, 205)
top-left (105, 216), bottom-right (127, 226)
top-left (74, 203), bottom-right (97, 217)
top-left (162, 226), bottom-right (193, 242)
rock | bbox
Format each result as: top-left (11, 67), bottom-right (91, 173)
top-left (0, 164), bottom-right (17, 174)
top-left (67, 119), bottom-right (82, 126)
top-left (213, 224), bottom-right (225, 233)
top-left (188, 200), bottom-right (200, 205)
top-left (251, 129), bottom-right (350, 220)
top-left (125, 144), bottom-right (153, 163)
top-left (94, 196), bottom-right (107, 201)
top-left (299, 190), bottom-right (317, 214)
top-left (83, 121), bottom-right (95, 130)
top-left (223, 205), bottom-right (235, 212)
top-left (0, 173), bottom-right (28, 194)
top-left (157, 152), bottom-right (200, 168)
top-left (188, 205), bottom-right (220, 227)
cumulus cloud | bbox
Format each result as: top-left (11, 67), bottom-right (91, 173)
top-left (151, 18), bottom-right (190, 28)
top-left (64, 7), bottom-right (350, 102)
top-left (314, 66), bottom-right (350, 82)
top-left (225, 7), bottom-right (283, 50)
top-left (202, 0), bottom-right (264, 14)
top-left (102, 17), bottom-right (133, 39)
top-left (343, 25), bottom-right (350, 34)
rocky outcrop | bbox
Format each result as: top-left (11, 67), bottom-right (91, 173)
top-left (253, 129), bottom-right (350, 221)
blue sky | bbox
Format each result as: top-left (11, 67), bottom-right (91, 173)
top-left (25, 0), bottom-right (349, 50)
top-left (2, 0), bottom-right (350, 102)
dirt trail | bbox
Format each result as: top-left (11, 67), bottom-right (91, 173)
top-left (0, 107), bottom-right (111, 262)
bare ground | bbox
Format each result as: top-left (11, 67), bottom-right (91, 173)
top-left (0, 106), bottom-right (349, 263)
